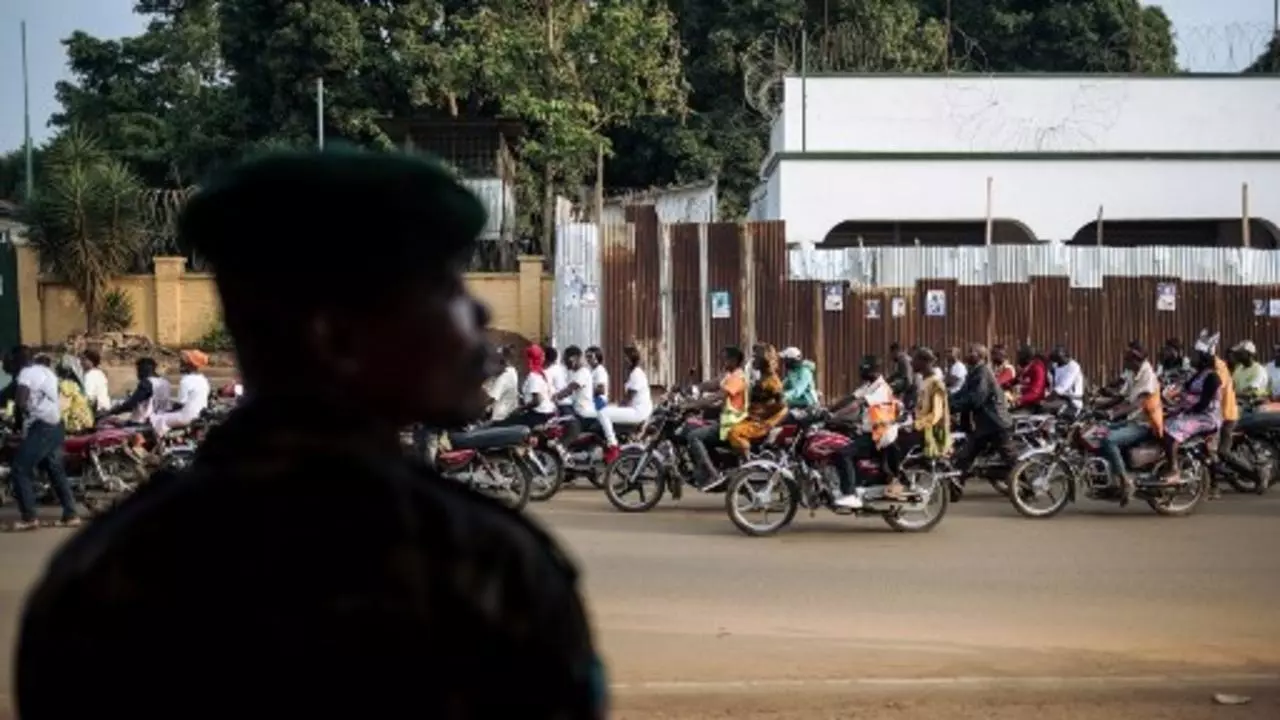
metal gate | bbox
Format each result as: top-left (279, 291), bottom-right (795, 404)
top-left (0, 230), bottom-right (20, 354)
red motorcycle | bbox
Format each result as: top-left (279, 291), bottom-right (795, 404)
top-left (722, 410), bottom-right (948, 536)
top-left (0, 423), bottom-right (144, 511)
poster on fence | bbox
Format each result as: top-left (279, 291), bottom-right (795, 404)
top-left (925, 289), bottom-right (946, 317)
top-left (823, 283), bottom-right (844, 312)
top-left (891, 297), bottom-right (906, 318)
top-left (1270, 299), bottom-right (1280, 318)
top-left (710, 291), bottom-right (732, 319)
top-left (1155, 283), bottom-right (1176, 312)
top-left (865, 299), bottom-right (882, 320)
top-left (1255, 299), bottom-right (1268, 317)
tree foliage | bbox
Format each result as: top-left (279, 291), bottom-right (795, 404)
top-left (1244, 35), bottom-right (1280, 74)
top-left (31, 0), bottom-right (1185, 233)
top-left (24, 130), bottom-right (146, 333)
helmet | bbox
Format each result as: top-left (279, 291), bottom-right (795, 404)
top-left (780, 347), bottom-right (802, 361)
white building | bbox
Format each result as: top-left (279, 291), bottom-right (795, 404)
top-left (749, 74), bottom-right (1280, 247)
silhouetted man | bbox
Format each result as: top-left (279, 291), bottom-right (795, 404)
top-left (16, 147), bottom-right (606, 720)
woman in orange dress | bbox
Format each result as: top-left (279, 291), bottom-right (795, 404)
top-left (726, 344), bottom-right (790, 455)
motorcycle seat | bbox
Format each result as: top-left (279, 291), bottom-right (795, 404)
top-left (65, 428), bottom-right (134, 453)
top-left (1237, 411), bottom-right (1280, 432)
top-left (449, 426), bottom-right (530, 450)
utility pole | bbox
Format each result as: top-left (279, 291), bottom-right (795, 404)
top-left (21, 20), bottom-right (34, 202)
top-left (316, 78), bottom-right (325, 149)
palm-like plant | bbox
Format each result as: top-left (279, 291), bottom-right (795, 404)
top-left (25, 129), bottom-right (146, 333)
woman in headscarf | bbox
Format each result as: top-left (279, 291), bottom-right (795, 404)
top-left (499, 344), bottom-right (557, 428)
top-left (726, 344), bottom-right (789, 456)
top-left (55, 363), bottom-right (95, 434)
top-left (150, 349), bottom-right (212, 437)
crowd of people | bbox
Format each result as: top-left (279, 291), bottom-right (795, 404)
top-left (0, 346), bottom-right (217, 531)
top-left (475, 329), bottom-right (1280, 509)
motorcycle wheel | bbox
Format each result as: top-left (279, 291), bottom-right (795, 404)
top-left (1007, 454), bottom-right (1073, 519)
top-left (603, 447), bottom-right (665, 512)
top-left (725, 466), bottom-right (799, 537)
top-left (527, 448), bottom-right (565, 502)
top-left (1223, 436), bottom-right (1276, 495)
top-left (478, 452), bottom-right (533, 512)
top-left (1146, 457), bottom-right (1209, 517)
top-left (883, 467), bottom-right (949, 532)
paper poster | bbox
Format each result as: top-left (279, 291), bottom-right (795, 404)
top-left (925, 289), bottom-right (946, 317)
top-left (823, 283), bottom-right (844, 312)
top-left (1254, 299), bottom-right (1267, 317)
top-left (1270, 299), bottom-right (1280, 318)
top-left (710, 291), bottom-right (732, 319)
top-left (580, 284), bottom-right (598, 308)
top-left (891, 296), bottom-right (906, 318)
top-left (1156, 282), bottom-right (1176, 312)
top-left (865, 298), bottom-right (881, 320)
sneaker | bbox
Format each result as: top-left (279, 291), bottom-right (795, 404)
top-left (834, 493), bottom-right (863, 509)
top-left (603, 445), bottom-right (620, 464)
top-left (56, 516), bottom-right (83, 529)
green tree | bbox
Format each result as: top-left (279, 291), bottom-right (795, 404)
top-left (462, 0), bottom-right (688, 248)
top-left (24, 130), bottom-right (147, 333)
top-left (1244, 35), bottom-right (1280, 74)
top-left (918, 0), bottom-right (1176, 73)
top-left (53, 2), bottom-right (239, 187)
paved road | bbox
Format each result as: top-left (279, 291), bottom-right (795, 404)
top-left (1, 483), bottom-right (1277, 717)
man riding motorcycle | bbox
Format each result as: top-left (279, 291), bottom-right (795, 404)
top-left (949, 343), bottom-right (1018, 499)
top-left (1097, 343), bottom-right (1163, 506)
top-left (685, 346), bottom-right (749, 491)
top-left (1046, 345), bottom-right (1085, 418)
top-left (1012, 345), bottom-right (1048, 411)
top-left (830, 355), bottom-right (902, 508)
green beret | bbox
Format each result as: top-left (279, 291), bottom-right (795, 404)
top-left (179, 146), bottom-right (487, 284)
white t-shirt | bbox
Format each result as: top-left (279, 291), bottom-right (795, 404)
top-left (488, 366), bottom-right (520, 421)
top-left (590, 364), bottom-right (610, 402)
top-left (175, 372), bottom-right (211, 422)
top-left (1267, 361), bottom-right (1280, 399)
top-left (546, 363), bottom-right (571, 406)
top-left (1052, 359), bottom-right (1085, 408)
top-left (82, 367), bottom-right (111, 412)
top-left (570, 366), bottom-right (595, 416)
top-left (17, 365), bottom-right (61, 427)
top-left (624, 367), bottom-right (653, 416)
top-left (947, 361), bottom-right (968, 389)
top-left (521, 372), bottom-right (557, 414)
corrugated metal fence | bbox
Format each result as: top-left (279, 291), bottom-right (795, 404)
top-left (553, 224), bottom-right (1280, 400)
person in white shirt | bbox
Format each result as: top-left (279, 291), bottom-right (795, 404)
top-left (79, 349), bottom-right (112, 412)
top-left (543, 345), bottom-right (572, 415)
top-left (151, 350), bottom-right (212, 436)
top-left (551, 346), bottom-right (597, 447)
top-left (1267, 343), bottom-right (1280, 400)
top-left (1048, 345), bottom-right (1085, 414)
top-left (586, 346), bottom-right (609, 411)
top-left (104, 357), bottom-right (172, 425)
top-left (596, 345), bottom-right (653, 461)
top-left (945, 346), bottom-right (968, 391)
top-left (7, 346), bottom-right (80, 531)
top-left (484, 346), bottom-right (520, 422)
top-left (501, 344), bottom-right (557, 427)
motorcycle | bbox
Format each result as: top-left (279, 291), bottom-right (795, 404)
top-left (546, 412), bottom-right (647, 490)
top-left (1006, 412), bottom-right (1211, 518)
top-left (601, 395), bottom-right (775, 513)
top-left (522, 423), bottom-right (567, 502)
top-left (0, 422), bottom-right (144, 513)
top-left (1218, 401), bottom-right (1280, 495)
top-left (723, 410), bottom-right (948, 536)
top-left (948, 412), bottom-right (1058, 498)
top-left (434, 425), bottom-right (534, 511)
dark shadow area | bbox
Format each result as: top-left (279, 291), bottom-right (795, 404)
top-left (1066, 218), bottom-right (1280, 248)
top-left (821, 219), bottom-right (1039, 247)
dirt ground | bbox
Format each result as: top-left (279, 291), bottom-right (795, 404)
top-left (612, 686), bottom-right (1280, 719)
